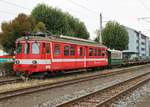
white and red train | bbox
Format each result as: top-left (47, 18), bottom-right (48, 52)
top-left (13, 33), bottom-right (108, 76)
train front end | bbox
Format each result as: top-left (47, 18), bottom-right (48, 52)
top-left (13, 34), bottom-right (51, 76)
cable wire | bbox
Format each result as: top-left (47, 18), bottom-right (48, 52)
top-left (0, 10), bottom-right (16, 15)
top-left (0, 0), bottom-right (30, 11)
top-left (66, 0), bottom-right (99, 15)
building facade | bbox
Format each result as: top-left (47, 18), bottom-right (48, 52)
top-left (123, 27), bottom-right (149, 59)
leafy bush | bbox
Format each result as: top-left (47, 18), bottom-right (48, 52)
top-left (0, 62), bottom-right (14, 76)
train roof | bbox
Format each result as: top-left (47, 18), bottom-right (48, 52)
top-left (16, 35), bottom-right (107, 48)
top-left (108, 49), bottom-right (122, 53)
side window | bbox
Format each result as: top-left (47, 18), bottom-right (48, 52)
top-left (102, 49), bottom-right (105, 56)
top-left (89, 48), bottom-right (93, 56)
top-left (98, 48), bottom-right (101, 56)
top-left (94, 48), bottom-right (97, 56)
top-left (54, 44), bottom-right (60, 56)
top-left (32, 42), bottom-right (40, 54)
top-left (17, 43), bottom-right (22, 54)
top-left (46, 43), bottom-right (50, 54)
top-left (70, 47), bottom-right (75, 56)
top-left (105, 50), bottom-right (108, 56)
top-left (24, 42), bottom-right (30, 54)
top-left (64, 45), bottom-right (69, 56)
top-left (79, 47), bottom-right (83, 56)
top-left (84, 48), bottom-right (86, 56)
top-left (42, 43), bottom-right (46, 54)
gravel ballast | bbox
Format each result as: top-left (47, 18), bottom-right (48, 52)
top-left (0, 64), bottom-right (150, 107)
top-left (112, 80), bottom-right (150, 107)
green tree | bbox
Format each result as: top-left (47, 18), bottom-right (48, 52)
top-left (95, 21), bottom-right (128, 50)
top-left (33, 22), bottom-right (46, 32)
top-left (31, 4), bottom-right (89, 39)
top-left (0, 13), bottom-right (36, 54)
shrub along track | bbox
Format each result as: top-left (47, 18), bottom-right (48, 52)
top-left (0, 64), bottom-right (149, 101)
top-left (56, 71), bottom-right (150, 107)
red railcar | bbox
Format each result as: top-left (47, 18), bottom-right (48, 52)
top-left (13, 34), bottom-right (108, 76)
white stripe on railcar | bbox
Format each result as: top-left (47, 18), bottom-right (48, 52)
top-left (15, 58), bottom-right (108, 64)
top-left (15, 59), bottom-right (51, 64)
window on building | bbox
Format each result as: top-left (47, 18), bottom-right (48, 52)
top-left (17, 43), bottom-right (22, 54)
top-left (141, 42), bottom-right (145, 45)
top-left (89, 48), bottom-right (93, 56)
top-left (24, 42), bottom-right (30, 54)
top-left (136, 40), bottom-right (139, 43)
top-left (141, 35), bottom-right (146, 39)
top-left (54, 45), bottom-right (60, 56)
top-left (98, 48), bottom-right (101, 56)
top-left (64, 45), bottom-right (69, 56)
top-left (141, 48), bottom-right (145, 51)
top-left (45, 43), bottom-right (50, 54)
top-left (136, 33), bottom-right (139, 39)
top-left (32, 42), bottom-right (40, 54)
top-left (70, 47), bottom-right (75, 56)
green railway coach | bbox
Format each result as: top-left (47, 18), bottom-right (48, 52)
top-left (108, 49), bottom-right (123, 67)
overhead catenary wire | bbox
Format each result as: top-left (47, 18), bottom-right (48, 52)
top-left (66, 0), bottom-right (112, 22)
top-left (0, 10), bottom-right (16, 15)
top-left (66, 0), bottom-right (99, 15)
top-left (0, 0), bottom-right (30, 11)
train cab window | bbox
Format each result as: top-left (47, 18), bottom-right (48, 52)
top-left (24, 43), bottom-right (30, 54)
top-left (102, 50), bottom-right (105, 56)
top-left (16, 43), bottom-right (22, 54)
top-left (32, 42), bottom-right (40, 54)
top-left (70, 47), bottom-right (75, 56)
top-left (46, 43), bottom-right (50, 54)
top-left (89, 48), bottom-right (93, 56)
top-left (79, 47), bottom-right (83, 56)
top-left (42, 43), bottom-right (46, 54)
top-left (64, 45), bottom-right (69, 56)
top-left (98, 49), bottom-right (101, 56)
top-left (94, 48), bottom-right (97, 56)
top-left (54, 45), bottom-right (60, 56)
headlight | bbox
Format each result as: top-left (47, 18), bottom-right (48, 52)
top-left (15, 60), bottom-right (20, 64)
top-left (32, 60), bottom-right (37, 64)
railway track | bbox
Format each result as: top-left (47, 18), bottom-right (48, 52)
top-left (0, 63), bottom-right (147, 86)
top-left (0, 64), bottom-right (149, 101)
top-left (0, 77), bottom-right (22, 85)
top-left (56, 72), bottom-right (150, 107)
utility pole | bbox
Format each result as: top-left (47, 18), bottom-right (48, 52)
top-left (99, 13), bottom-right (102, 43)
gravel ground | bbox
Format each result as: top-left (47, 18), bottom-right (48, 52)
top-left (112, 79), bottom-right (150, 107)
top-left (0, 65), bottom-right (150, 107)
top-left (0, 67), bottom-right (129, 93)
top-left (0, 65), bottom-right (143, 93)
top-left (0, 65), bottom-right (146, 93)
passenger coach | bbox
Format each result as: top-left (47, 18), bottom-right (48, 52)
top-left (13, 33), bottom-right (108, 76)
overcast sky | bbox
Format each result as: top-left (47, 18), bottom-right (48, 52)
top-left (1, 0), bottom-right (150, 39)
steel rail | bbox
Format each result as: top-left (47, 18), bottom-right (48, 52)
top-left (0, 78), bottom-right (22, 85)
top-left (0, 64), bottom-right (149, 101)
top-left (56, 72), bottom-right (150, 107)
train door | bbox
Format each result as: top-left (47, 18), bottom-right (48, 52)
top-left (52, 43), bottom-right (62, 70)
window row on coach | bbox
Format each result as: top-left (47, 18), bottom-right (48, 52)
top-left (16, 42), bottom-right (107, 57)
